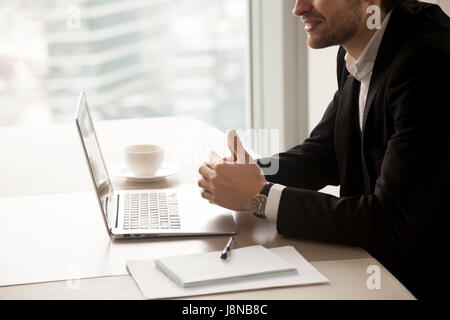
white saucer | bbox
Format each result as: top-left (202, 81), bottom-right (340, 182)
top-left (112, 163), bottom-right (180, 182)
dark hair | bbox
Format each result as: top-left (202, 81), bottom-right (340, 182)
top-left (380, 0), bottom-right (418, 12)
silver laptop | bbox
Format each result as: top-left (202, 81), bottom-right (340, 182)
top-left (75, 91), bottom-right (236, 239)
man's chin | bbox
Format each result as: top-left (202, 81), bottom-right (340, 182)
top-left (307, 37), bottom-right (323, 49)
top-left (306, 36), bottom-right (334, 49)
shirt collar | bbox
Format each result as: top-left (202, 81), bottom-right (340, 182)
top-left (345, 11), bottom-right (392, 81)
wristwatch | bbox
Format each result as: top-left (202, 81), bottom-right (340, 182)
top-left (251, 183), bottom-right (274, 219)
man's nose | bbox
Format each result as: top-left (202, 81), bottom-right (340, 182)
top-left (292, 0), bottom-right (310, 16)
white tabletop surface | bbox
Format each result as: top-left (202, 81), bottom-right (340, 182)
top-left (0, 117), bottom-right (415, 299)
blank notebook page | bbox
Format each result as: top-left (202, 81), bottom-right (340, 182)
top-left (154, 245), bottom-right (297, 288)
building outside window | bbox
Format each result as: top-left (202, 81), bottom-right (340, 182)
top-left (0, 0), bottom-right (249, 131)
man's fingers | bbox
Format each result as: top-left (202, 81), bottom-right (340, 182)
top-left (222, 156), bottom-right (235, 164)
top-left (198, 163), bottom-right (215, 180)
top-left (209, 151), bottom-right (224, 167)
top-left (198, 177), bottom-right (213, 193)
top-left (227, 129), bottom-right (252, 164)
top-left (200, 189), bottom-right (214, 203)
top-left (200, 190), bottom-right (216, 204)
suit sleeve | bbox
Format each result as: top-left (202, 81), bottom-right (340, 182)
top-left (274, 49), bottom-right (450, 260)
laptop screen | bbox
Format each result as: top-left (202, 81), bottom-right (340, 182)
top-left (75, 92), bottom-right (113, 222)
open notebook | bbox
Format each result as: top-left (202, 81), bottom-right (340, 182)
top-left (154, 245), bottom-right (297, 288)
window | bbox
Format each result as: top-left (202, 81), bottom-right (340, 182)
top-left (0, 0), bottom-right (249, 131)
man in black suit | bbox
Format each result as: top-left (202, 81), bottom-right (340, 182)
top-left (198, 0), bottom-right (450, 299)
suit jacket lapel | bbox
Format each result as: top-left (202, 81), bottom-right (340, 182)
top-left (337, 76), bottom-right (361, 160)
top-left (362, 2), bottom-right (416, 133)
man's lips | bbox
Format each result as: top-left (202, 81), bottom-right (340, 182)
top-left (303, 19), bottom-right (323, 32)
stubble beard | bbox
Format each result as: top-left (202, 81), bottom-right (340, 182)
top-left (309, 3), bottom-right (363, 49)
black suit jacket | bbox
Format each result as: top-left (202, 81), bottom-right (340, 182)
top-left (258, 1), bottom-right (450, 299)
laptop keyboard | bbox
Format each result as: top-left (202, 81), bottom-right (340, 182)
top-left (123, 192), bottom-right (180, 230)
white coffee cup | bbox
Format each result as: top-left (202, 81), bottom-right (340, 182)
top-left (124, 144), bottom-right (164, 176)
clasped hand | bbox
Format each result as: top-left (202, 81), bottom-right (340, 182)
top-left (198, 130), bottom-right (267, 212)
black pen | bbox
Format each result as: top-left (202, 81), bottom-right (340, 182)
top-left (220, 236), bottom-right (234, 260)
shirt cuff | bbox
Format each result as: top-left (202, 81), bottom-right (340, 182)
top-left (265, 184), bottom-right (286, 222)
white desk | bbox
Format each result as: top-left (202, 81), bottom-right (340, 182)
top-left (0, 117), bottom-right (415, 299)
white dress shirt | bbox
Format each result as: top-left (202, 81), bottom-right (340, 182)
top-left (345, 11), bottom-right (392, 130)
top-left (263, 12), bottom-right (392, 222)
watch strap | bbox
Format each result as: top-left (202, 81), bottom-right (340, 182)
top-left (252, 183), bottom-right (273, 219)
top-left (259, 182), bottom-right (274, 197)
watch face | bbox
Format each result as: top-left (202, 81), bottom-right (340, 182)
top-left (251, 195), bottom-right (267, 215)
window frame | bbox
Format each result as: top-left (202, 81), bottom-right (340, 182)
top-left (248, 0), bottom-right (308, 151)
